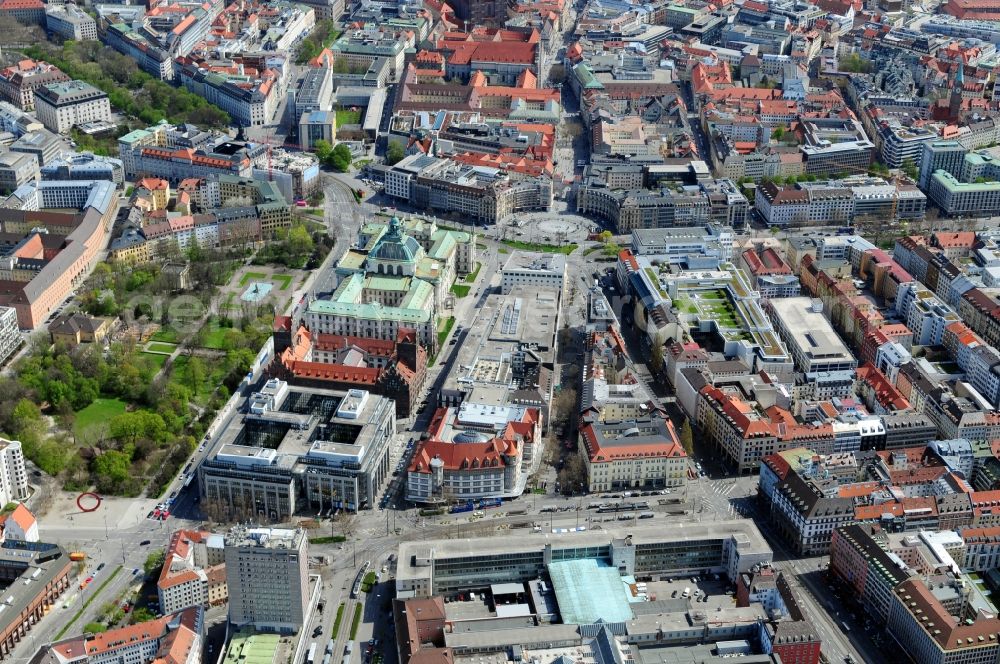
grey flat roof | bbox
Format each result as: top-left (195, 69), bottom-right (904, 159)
top-left (501, 250), bottom-right (567, 275)
top-left (769, 297), bottom-right (854, 365)
top-left (0, 540), bottom-right (70, 638)
top-left (397, 521), bottom-right (770, 583)
top-left (635, 644), bottom-right (775, 664)
top-left (444, 623), bottom-right (580, 650)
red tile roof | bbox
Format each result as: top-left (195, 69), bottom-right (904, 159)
top-left (158, 529), bottom-right (211, 590)
top-left (409, 437), bottom-right (516, 472)
top-left (932, 231), bottom-right (976, 249)
top-left (0, 0), bottom-right (43, 10)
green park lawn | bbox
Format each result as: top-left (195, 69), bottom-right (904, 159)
top-left (238, 271), bottom-right (291, 290)
top-left (464, 263), bottom-right (482, 283)
top-left (238, 272), bottom-right (269, 287)
top-left (501, 239), bottom-right (577, 255)
top-left (437, 317), bottom-right (456, 347)
top-left (142, 353), bottom-right (169, 370)
top-left (145, 342), bottom-right (176, 354)
top-left (150, 328), bottom-right (180, 343)
top-left (451, 284), bottom-right (471, 298)
top-left (74, 398), bottom-right (128, 437)
top-left (336, 108), bottom-right (362, 126)
top-left (198, 324), bottom-right (230, 350)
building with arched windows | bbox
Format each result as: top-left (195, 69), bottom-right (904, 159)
top-left (304, 216), bottom-right (475, 354)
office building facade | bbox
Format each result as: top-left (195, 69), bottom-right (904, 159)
top-left (34, 80), bottom-right (111, 134)
top-left (224, 527), bottom-right (308, 634)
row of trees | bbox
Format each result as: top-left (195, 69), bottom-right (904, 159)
top-left (24, 40), bottom-right (230, 128)
top-left (597, 230), bottom-right (621, 257)
top-left (295, 20), bottom-right (340, 64)
top-left (1, 340), bottom-right (194, 494)
top-left (9, 213), bottom-right (308, 494)
top-left (253, 220), bottom-right (333, 269)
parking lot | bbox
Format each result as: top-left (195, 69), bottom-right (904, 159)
top-left (639, 575), bottom-right (737, 608)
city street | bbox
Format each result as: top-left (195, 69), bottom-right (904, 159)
top-left (0, 42), bottom-right (911, 664)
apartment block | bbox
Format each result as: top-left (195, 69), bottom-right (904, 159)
top-left (10, 129), bottom-right (64, 167)
top-left (44, 3), bottom-right (97, 40)
top-left (799, 118), bottom-right (874, 176)
top-left (0, 540), bottom-right (73, 657)
top-left (40, 153), bottom-right (124, 187)
top-left (406, 405), bottom-right (540, 503)
top-left (34, 80), bottom-right (111, 134)
top-left (0, 438), bottom-right (27, 505)
top-left (224, 526), bottom-right (308, 633)
top-left (767, 298), bottom-right (857, 399)
top-left (0, 60), bottom-right (68, 111)
top-left (298, 111), bottom-right (335, 151)
top-left (177, 62), bottom-right (279, 128)
top-left (829, 524), bottom-right (911, 625)
top-left (961, 527), bottom-right (1000, 572)
top-left (385, 153), bottom-right (552, 224)
top-left (0, 151), bottom-right (38, 194)
top-left (0, 179), bottom-right (117, 329)
top-left (887, 578), bottom-right (1000, 664)
top-left (0, 307), bottom-right (20, 365)
top-left (877, 122), bottom-right (936, 169)
top-left (580, 416), bottom-right (687, 492)
top-left (919, 141), bottom-right (967, 190)
top-left (500, 251), bottom-right (566, 295)
top-left (0, 0), bottom-right (44, 26)
top-left (740, 246), bottom-right (800, 298)
top-left (292, 67), bottom-right (333, 125)
top-left (102, 23), bottom-right (175, 81)
top-left (158, 530), bottom-right (227, 615)
top-left (928, 171), bottom-right (1000, 218)
top-left (755, 177), bottom-right (925, 227)
top-left (43, 606), bottom-right (203, 664)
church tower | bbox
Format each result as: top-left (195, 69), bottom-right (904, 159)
top-left (949, 63), bottom-right (965, 121)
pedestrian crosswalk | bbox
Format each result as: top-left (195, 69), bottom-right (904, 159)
top-left (711, 482), bottom-right (738, 497)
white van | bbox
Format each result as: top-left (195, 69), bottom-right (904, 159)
top-left (682, 587), bottom-right (691, 598)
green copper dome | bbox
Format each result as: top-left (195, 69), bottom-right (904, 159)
top-left (370, 217), bottom-right (422, 263)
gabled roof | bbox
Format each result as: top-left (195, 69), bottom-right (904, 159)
top-left (8, 503), bottom-right (33, 530)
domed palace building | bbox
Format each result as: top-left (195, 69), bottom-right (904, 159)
top-left (303, 215), bottom-right (475, 353)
